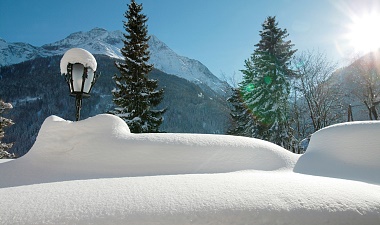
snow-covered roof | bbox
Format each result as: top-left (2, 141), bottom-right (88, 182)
top-left (0, 115), bottom-right (379, 224)
top-left (60, 48), bottom-right (97, 74)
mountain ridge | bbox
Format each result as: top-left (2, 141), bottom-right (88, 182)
top-left (0, 27), bottom-right (230, 96)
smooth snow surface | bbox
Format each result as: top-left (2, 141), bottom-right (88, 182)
top-left (1, 115), bottom-right (379, 225)
top-left (0, 159), bottom-right (13, 163)
top-left (60, 48), bottom-right (97, 74)
top-left (294, 121), bottom-right (380, 184)
top-left (0, 114), bottom-right (297, 188)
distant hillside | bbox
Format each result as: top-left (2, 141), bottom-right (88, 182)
top-left (329, 50), bottom-right (380, 121)
top-left (0, 55), bottom-right (230, 156)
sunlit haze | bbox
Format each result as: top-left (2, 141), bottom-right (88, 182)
top-left (347, 13), bottom-right (380, 54)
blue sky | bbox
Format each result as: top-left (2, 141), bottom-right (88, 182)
top-left (1, 0), bottom-right (380, 81)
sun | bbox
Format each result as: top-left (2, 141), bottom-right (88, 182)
top-left (347, 13), bottom-right (380, 53)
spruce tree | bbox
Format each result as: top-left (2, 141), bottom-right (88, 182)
top-left (111, 0), bottom-right (165, 133)
top-left (0, 100), bottom-right (15, 159)
top-left (227, 87), bottom-right (257, 137)
top-left (240, 16), bottom-right (297, 149)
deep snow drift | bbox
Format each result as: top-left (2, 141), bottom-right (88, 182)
top-left (0, 114), bottom-right (297, 188)
top-left (0, 114), bottom-right (379, 225)
top-left (294, 121), bottom-right (380, 184)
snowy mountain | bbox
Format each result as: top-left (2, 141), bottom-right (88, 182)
top-left (0, 28), bottom-right (230, 96)
top-left (0, 38), bottom-right (48, 66)
top-left (41, 28), bottom-right (124, 59)
top-left (148, 35), bottom-right (229, 96)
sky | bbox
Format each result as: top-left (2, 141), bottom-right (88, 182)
top-left (1, 0), bottom-right (380, 82)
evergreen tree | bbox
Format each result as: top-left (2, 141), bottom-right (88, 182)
top-left (111, 0), bottom-right (165, 133)
top-left (240, 16), bottom-right (297, 149)
top-left (227, 87), bottom-right (257, 137)
top-left (0, 100), bottom-right (15, 159)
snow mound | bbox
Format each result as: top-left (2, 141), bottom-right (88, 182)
top-left (0, 114), bottom-right (298, 188)
top-left (294, 121), bottom-right (380, 184)
top-left (1, 116), bottom-right (380, 224)
top-left (60, 48), bottom-right (97, 74)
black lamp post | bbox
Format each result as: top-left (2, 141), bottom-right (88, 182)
top-left (60, 48), bottom-right (99, 121)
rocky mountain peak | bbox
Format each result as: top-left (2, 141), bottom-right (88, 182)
top-left (1, 28), bottom-right (230, 96)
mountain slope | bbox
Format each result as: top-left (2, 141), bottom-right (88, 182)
top-left (40, 28), bottom-right (124, 59)
top-left (0, 28), bottom-right (230, 96)
top-left (328, 50), bottom-right (380, 121)
top-left (148, 35), bottom-right (229, 96)
top-left (0, 38), bottom-right (48, 66)
top-left (0, 55), bottom-right (230, 157)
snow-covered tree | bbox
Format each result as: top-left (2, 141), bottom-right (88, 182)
top-left (227, 87), bottom-right (258, 137)
top-left (0, 100), bottom-right (15, 159)
top-left (346, 52), bottom-right (380, 120)
top-left (111, 0), bottom-right (165, 133)
top-left (240, 16), bottom-right (297, 149)
top-left (293, 50), bottom-right (342, 132)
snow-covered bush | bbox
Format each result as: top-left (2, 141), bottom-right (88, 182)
top-left (0, 100), bottom-right (15, 159)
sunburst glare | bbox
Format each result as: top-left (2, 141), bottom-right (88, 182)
top-left (346, 12), bottom-right (380, 54)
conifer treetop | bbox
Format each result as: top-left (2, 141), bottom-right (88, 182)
top-left (111, 0), bottom-right (165, 133)
top-left (238, 16), bottom-right (297, 149)
top-left (120, 0), bottom-right (152, 74)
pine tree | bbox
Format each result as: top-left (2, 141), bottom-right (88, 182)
top-left (111, 0), bottom-right (165, 133)
top-left (227, 87), bottom-right (257, 137)
top-left (240, 16), bottom-right (297, 149)
top-left (0, 100), bottom-right (15, 159)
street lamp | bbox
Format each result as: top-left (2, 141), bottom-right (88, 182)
top-left (60, 48), bottom-right (99, 121)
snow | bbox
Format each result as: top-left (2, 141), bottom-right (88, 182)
top-left (60, 48), bottom-right (97, 75)
top-left (0, 114), bottom-right (379, 224)
top-left (11, 96), bottom-right (40, 106)
top-left (0, 159), bottom-right (13, 163)
top-left (294, 121), bottom-right (380, 184)
top-left (1, 102), bottom-right (12, 109)
top-left (148, 35), bottom-right (229, 96)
